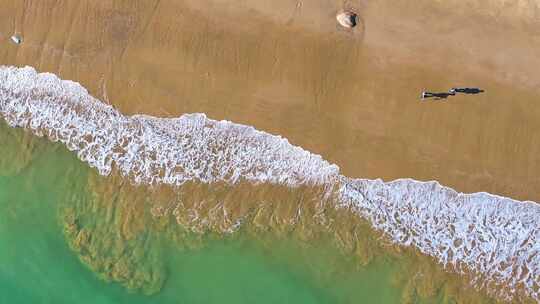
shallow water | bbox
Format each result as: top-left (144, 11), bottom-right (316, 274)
top-left (0, 125), bottom-right (408, 303)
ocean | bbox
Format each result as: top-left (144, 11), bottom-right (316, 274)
top-left (0, 121), bottom-right (403, 303)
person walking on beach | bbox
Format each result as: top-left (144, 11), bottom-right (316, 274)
top-left (421, 91), bottom-right (455, 100)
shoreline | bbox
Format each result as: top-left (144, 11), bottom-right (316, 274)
top-left (2, 2), bottom-right (540, 303)
top-left (1, 65), bottom-right (539, 302)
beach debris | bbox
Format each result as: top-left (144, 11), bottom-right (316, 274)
top-left (336, 11), bottom-right (358, 28)
top-left (421, 87), bottom-right (484, 100)
top-left (10, 34), bottom-right (22, 45)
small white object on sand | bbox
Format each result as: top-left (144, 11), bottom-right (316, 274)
top-left (11, 35), bottom-right (22, 45)
top-left (336, 11), bottom-right (358, 29)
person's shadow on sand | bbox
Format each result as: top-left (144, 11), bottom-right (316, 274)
top-left (421, 88), bottom-right (484, 100)
top-left (449, 88), bottom-right (484, 95)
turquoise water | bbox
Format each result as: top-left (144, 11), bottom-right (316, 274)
top-left (0, 128), bottom-right (404, 303)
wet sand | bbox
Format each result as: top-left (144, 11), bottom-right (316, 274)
top-left (1, 0), bottom-right (540, 202)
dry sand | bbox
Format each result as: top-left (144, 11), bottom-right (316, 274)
top-left (1, 0), bottom-right (540, 201)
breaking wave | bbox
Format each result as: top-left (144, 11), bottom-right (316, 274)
top-left (0, 66), bottom-right (538, 302)
top-left (0, 66), bottom-right (338, 186)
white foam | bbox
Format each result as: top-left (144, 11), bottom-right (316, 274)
top-left (1, 65), bottom-right (539, 302)
top-left (0, 66), bottom-right (339, 187)
top-left (339, 178), bottom-right (540, 301)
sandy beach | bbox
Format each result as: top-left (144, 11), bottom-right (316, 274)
top-left (1, 0), bottom-right (540, 202)
top-left (3, 2), bottom-right (540, 302)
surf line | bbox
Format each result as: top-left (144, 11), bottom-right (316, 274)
top-left (0, 65), bottom-right (538, 303)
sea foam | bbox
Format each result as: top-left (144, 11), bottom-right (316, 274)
top-left (341, 178), bottom-right (540, 301)
top-left (0, 66), bottom-right (339, 187)
top-left (0, 66), bottom-right (538, 302)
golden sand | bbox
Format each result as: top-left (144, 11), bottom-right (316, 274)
top-left (1, 0), bottom-right (540, 201)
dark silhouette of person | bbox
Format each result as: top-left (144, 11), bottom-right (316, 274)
top-left (421, 91), bottom-right (455, 100)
